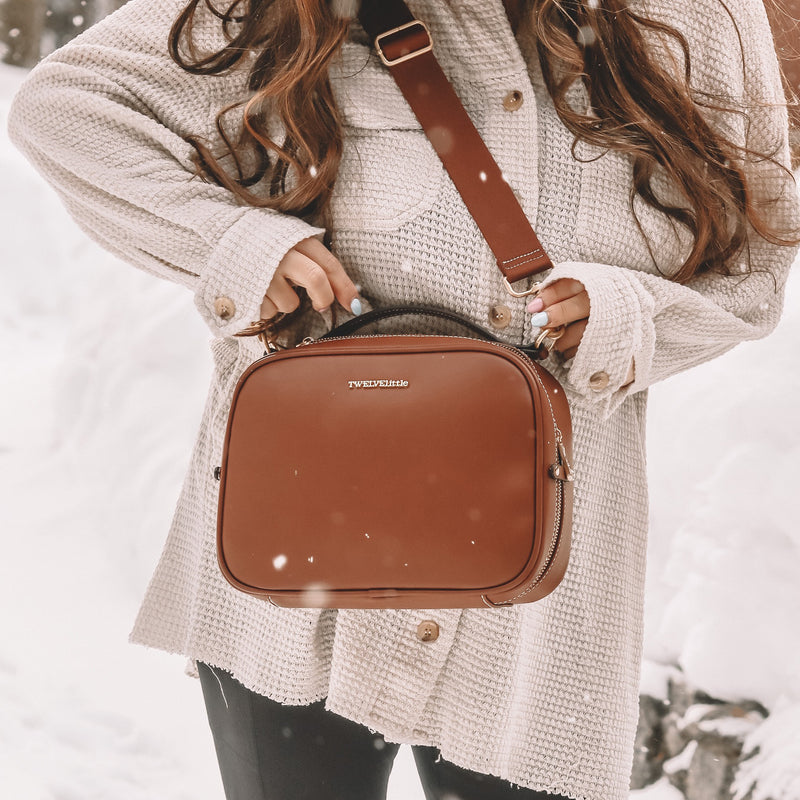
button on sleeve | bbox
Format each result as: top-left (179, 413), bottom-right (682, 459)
top-left (502, 89), bottom-right (524, 112)
top-left (589, 371), bottom-right (610, 391)
top-left (213, 296), bottom-right (236, 320)
top-left (537, 260), bottom-right (653, 418)
top-left (197, 209), bottom-right (326, 337)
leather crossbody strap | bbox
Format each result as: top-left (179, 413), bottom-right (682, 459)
top-left (357, 0), bottom-right (553, 292)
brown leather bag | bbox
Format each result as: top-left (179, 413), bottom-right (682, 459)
top-left (215, 0), bottom-right (574, 609)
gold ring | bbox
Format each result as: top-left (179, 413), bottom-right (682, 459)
top-left (534, 325), bottom-right (565, 353)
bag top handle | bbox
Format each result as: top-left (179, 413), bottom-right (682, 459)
top-left (357, 0), bottom-right (553, 296)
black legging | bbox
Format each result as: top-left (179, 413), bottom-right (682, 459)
top-left (198, 662), bottom-right (568, 800)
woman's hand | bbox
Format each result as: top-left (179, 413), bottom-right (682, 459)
top-left (526, 278), bottom-right (590, 360)
top-left (260, 236), bottom-right (362, 319)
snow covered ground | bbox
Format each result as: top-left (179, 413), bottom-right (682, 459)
top-left (2, 60), bottom-right (799, 799)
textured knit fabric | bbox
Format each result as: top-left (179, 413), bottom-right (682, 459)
top-left (7, 1), bottom-right (799, 799)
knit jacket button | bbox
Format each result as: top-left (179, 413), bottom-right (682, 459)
top-left (416, 620), bottom-right (440, 642)
top-left (213, 296), bottom-right (236, 320)
top-left (488, 303), bottom-right (512, 329)
top-left (502, 89), bottom-right (524, 111)
top-left (589, 371), bottom-right (610, 391)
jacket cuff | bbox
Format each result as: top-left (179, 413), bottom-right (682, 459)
top-left (196, 208), bottom-right (326, 337)
top-left (539, 261), bottom-right (655, 417)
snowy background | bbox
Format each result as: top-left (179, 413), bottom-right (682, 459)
top-left (1, 59), bottom-right (799, 799)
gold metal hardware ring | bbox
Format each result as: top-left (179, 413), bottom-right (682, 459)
top-left (534, 325), bottom-right (566, 354)
top-left (503, 277), bottom-right (542, 298)
top-left (375, 20), bottom-right (433, 67)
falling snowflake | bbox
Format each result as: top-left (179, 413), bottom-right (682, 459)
top-left (299, 583), bottom-right (333, 605)
top-left (577, 25), bottom-right (596, 47)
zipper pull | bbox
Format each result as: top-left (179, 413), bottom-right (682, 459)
top-left (549, 433), bottom-right (574, 483)
top-left (557, 440), bottom-right (573, 482)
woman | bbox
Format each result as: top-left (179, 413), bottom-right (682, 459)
top-left (7, 1), bottom-right (799, 799)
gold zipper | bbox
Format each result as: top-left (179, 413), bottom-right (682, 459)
top-left (508, 480), bottom-right (564, 602)
top-left (481, 458), bottom-right (566, 607)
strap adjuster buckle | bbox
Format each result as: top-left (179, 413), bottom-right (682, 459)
top-left (375, 20), bottom-right (433, 67)
top-left (503, 277), bottom-right (542, 298)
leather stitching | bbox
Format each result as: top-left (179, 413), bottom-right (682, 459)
top-left (500, 248), bottom-right (545, 265)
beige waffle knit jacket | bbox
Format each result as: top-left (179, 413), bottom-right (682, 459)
top-left (7, 1), bottom-right (799, 798)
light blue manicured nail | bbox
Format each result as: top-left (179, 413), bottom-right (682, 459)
top-left (350, 298), bottom-right (363, 316)
top-left (529, 311), bottom-right (549, 328)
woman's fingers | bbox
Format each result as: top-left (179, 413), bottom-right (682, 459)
top-left (537, 278), bottom-right (585, 308)
top-left (542, 291), bottom-right (590, 329)
top-left (551, 319), bottom-right (587, 360)
top-left (292, 237), bottom-right (360, 312)
top-left (264, 272), bottom-right (305, 314)
top-left (259, 294), bottom-right (280, 320)
top-left (525, 278), bottom-right (590, 357)
top-left (261, 237), bottom-right (361, 319)
top-left (263, 246), bottom-right (334, 316)
top-left (290, 252), bottom-right (337, 312)
top-left (527, 278), bottom-right (589, 329)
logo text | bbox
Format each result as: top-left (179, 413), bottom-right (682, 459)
top-left (348, 379), bottom-right (409, 389)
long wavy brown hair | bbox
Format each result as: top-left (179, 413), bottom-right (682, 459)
top-left (168, 0), bottom-right (798, 283)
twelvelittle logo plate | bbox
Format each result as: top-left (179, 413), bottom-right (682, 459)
top-left (347, 379), bottom-right (409, 389)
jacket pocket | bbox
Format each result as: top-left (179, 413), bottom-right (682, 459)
top-left (328, 42), bottom-right (445, 232)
